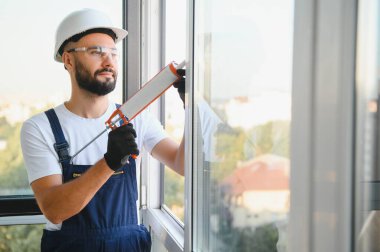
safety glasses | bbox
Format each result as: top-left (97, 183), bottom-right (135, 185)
top-left (66, 46), bottom-right (118, 61)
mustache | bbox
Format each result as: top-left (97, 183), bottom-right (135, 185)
top-left (95, 68), bottom-right (116, 77)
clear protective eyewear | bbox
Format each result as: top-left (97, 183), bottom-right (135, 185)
top-left (66, 46), bottom-right (119, 61)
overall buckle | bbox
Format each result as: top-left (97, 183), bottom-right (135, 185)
top-left (54, 141), bottom-right (71, 163)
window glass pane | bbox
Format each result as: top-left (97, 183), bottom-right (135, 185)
top-left (0, 0), bottom-right (123, 196)
top-left (163, 0), bottom-right (186, 222)
top-left (355, 0), bottom-right (380, 251)
top-left (193, 0), bottom-right (294, 251)
top-left (0, 224), bottom-right (44, 252)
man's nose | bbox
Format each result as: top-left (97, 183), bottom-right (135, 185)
top-left (102, 53), bottom-right (116, 67)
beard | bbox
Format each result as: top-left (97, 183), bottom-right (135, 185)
top-left (75, 60), bottom-right (117, 96)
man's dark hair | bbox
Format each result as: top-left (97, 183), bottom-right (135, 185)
top-left (58, 28), bottom-right (117, 57)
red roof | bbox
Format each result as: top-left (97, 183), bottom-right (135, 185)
top-left (222, 154), bottom-right (290, 195)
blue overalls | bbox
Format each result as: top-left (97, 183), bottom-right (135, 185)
top-left (41, 108), bottom-right (151, 252)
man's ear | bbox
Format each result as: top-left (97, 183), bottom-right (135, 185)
top-left (62, 52), bottom-right (74, 71)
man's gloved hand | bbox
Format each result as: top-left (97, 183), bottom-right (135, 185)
top-left (104, 123), bottom-right (139, 171)
top-left (173, 69), bottom-right (186, 107)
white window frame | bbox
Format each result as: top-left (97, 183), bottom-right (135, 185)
top-left (137, 0), bottom-right (193, 251)
top-left (289, 0), bottom-right (357, 251)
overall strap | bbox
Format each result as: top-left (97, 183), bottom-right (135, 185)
top-left (45, 108), bottom-right (71, 168)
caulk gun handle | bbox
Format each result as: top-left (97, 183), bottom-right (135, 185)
top-left (121, 154), bottom-right (138, 165)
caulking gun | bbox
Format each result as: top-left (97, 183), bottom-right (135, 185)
top-left (70, 60), bottom-right (186, 163)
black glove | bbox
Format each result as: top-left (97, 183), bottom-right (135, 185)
top-left (173, 69), bottom-right (186, 107)
top-left (104, 123), bottom-right (139, 171)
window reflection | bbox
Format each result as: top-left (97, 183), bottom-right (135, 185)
top-left (355, 0), bottom-right (380, 251)
top-left (194, 0), bottom-right (293, 251)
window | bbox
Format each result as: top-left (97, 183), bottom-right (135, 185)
top-left (0, 0), bottom-right (124, 246)
top-left (192, 0), bottom-right (294, 250)
top-left (163, 0), bottom-right (187, 223)
top-left (139, 0), bottom-right (187, 250)
top-left (0, 1), bottom-right (124, 196)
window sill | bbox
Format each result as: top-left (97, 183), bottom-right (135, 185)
top-left (142, 208), bottom-right (184, 252)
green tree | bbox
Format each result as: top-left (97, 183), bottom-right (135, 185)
top-left (0, 225), bottom-right (43, 252)
top-left (0, 122), bottom-right (28, 190)
top-left (213, 127), bottom-right (246, 180)
top-left (0, 104), bottom-right (54, 251)
top-left (247, 120), bottom-right (290, 158)
top-left (0, 117), bottom-right (12, 138)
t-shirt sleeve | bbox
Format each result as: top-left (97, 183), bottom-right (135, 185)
top-left (138, 111), bottom-right (168, 154)
top-left (20, 118), bottom-right (62, 184)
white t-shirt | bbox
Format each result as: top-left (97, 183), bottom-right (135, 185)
top-left (20, 102), bottom-right (167, 230)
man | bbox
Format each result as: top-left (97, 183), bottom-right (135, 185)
top-left (20, 8), bottom-right (184, 252)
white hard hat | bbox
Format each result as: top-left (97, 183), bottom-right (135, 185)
top-left (54, 8), bottom-right (128, 62)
